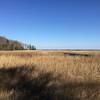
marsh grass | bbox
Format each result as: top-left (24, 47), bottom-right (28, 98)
top-left (0, 51), bottom-right (100, 100)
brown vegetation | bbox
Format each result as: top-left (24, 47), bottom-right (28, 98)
top-left (0, 50), bottom-right (100, 100)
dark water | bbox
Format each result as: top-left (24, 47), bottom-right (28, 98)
top-left (64, 53), bottom-right (93, 57)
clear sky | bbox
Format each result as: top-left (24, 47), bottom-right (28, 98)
top-left (0, 0), bottom-right (100, 49)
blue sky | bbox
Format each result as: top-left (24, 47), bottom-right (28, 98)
top-left (0, 0), bottom-right (100, 49)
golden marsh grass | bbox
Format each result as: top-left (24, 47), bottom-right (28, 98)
top-left (0, 50), bottom-right (100, 100)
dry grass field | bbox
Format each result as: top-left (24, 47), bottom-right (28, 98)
top-left (0, 50), bottom-right (100, 100)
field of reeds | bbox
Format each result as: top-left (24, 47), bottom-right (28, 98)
top-left (0, 50), bottom-right (100, 100)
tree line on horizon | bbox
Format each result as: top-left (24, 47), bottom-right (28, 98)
top-left (0, 43), bottom-right (36, 50)
top-left (0, 36), bottom-right (36, 50)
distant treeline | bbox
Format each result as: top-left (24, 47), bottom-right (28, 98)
top-left (0, 36), bottom-right (36, 50)
top-left (0, 44), bottom-right (36, 50)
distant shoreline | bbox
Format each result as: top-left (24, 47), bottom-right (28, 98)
top-left (39, 49), bottom-right (100, 51)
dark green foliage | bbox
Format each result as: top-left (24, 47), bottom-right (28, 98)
top-left (28, 44), bottom-right (36, 50)
top-left (0, 44), bottom-right (24, 50)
